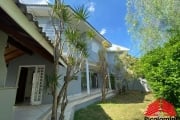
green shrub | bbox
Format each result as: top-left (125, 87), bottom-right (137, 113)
top-left (139, 30), bottom-right (180, 116)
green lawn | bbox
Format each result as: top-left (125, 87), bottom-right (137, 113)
top-left (74, 91), bottom-right (154, 120)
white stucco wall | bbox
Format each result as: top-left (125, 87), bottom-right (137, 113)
top-left (6, 53), bottom-right (82, 104)
top-left (6, 53), bottom-right (54, 104)
top-left (0, 31), bottom-right (8, 86)
top-left (87, 38), bottom-right (102, 63)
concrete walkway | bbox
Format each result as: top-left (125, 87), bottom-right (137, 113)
top-left (14, 89), bottom-right (115, 120)
top-left (13, 104), bottom-right (51, 120)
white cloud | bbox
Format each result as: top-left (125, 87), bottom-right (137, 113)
top-left (20, 0), bottom-right (49, 4)
top-left (100, 28), bottom-right (106, 35)
top-left (88, 2), bottom-right (95, 12)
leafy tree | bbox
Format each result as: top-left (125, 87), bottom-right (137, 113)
top-left (139, 30), bottom-right (180, 116)
top-left (114, 53), bottom-right (137, 80)
top-left (126, 0), bottom-right (180, 52)
top-left (46, 1), bottom-right (94, 120)
top-left (126, 0), bottom-right (180, 115)
top-left (113, 52), bottom-right (137, 92)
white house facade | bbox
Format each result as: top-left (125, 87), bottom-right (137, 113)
top-left (0, 1), bottom-right (130, 120)
top-left (26, 5), bottom-right (112, 97)
top-left (0, 0), bottom-right (66, 119)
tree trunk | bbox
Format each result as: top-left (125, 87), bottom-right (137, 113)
top-left (57, 68), bottom-right (71, 120)
top-left (51, 52), bottom-right (59, 120)
top-left (59, 83), bottom-right (68, 120)
top-left (57, 68), bottom-right (71, 104)
top-left (51, 89), bottom-right (57, 120)
top-left (101, 73), bottom-right (107, 102)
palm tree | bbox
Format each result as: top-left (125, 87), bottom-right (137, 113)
top-left (46, 1), bottom-right (93, 120)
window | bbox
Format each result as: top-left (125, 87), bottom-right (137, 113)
top-left (92, 42), bottom-right (99, 53)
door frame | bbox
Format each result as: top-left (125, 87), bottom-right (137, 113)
top-left (16, 65), bottom-right (45, 105)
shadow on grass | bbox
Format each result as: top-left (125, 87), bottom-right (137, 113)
top-left (74, 103), bottom-right (112, 120)
top-left (74, 91), bottom-right (152, 120)
top-left (106, 91), bottom-right (147, 104)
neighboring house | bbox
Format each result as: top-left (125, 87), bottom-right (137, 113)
top-left (0, 0), bottom-right (66, 120)
top-left (107, 44), bottom-right (130, 90)
top-left (107, 44), bottom-right (149, 92)
top-left (26, 4), bottom-right (112, 96)
top-left (107, 44), bottom-right (130, 73)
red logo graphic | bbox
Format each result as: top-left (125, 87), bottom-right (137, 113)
top-left (144, 98), bottom-right (178, 120)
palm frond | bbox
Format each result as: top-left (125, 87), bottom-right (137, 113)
top-left (45, 73), bottom-right (62, 90)
top-left (51, 0), bottom-right (72, 24)
top-left (87, 30), bottom-right (95, 39)
top-left (76, 39), bottom-right (88, 57)
top-left (67, 56), bottom-right (75, 65)
top-left (65, 27), bottom-right (80, 44)
top-left (60, 5), bottom-right (72, 23)
top-left (74, 5), bottom-right (89, 21)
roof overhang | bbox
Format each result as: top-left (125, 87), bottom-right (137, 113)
top-left (0, 0), bottom-right (66, 67)
top-left (107, 44), bottom-right (130, 52)
top-left (25, 5), bottom-right (112, 48)
top-left (68, 6), bottom-right (112, 48)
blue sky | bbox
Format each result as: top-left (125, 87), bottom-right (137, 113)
top-left (20, 0), bottom-right (140, 57)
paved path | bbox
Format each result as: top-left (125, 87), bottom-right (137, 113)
top-left (14, 90), bottom-right (115, 120)
top-left (14, 104), bottom-right (51, 120)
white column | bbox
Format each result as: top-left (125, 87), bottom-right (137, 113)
top-left (107, 69), bottom-right (112, 90)
top-left (86, 59), bottom-right (90, 94)
top-left (0, 31), bottom-right (8, 87)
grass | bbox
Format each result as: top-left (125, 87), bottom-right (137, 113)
top-left (74, 91), bottom-right (154, 120)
